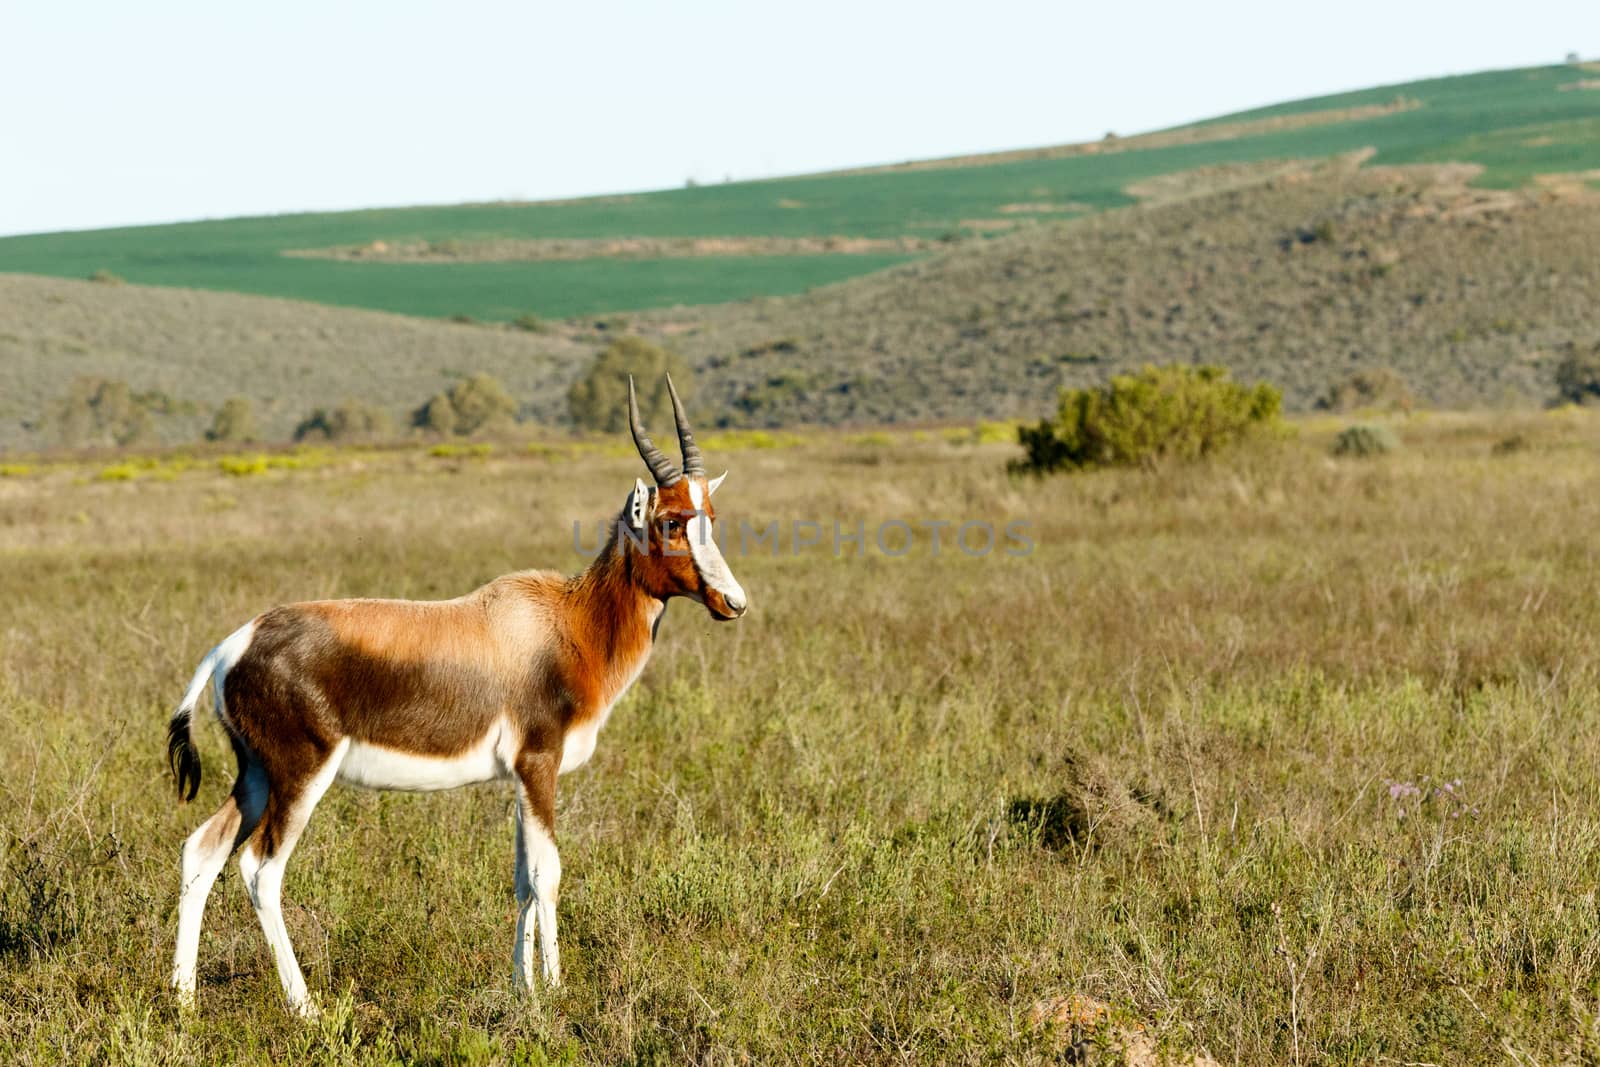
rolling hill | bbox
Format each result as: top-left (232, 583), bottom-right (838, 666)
top-left (1, 64), bottom-right (1596, 322)
top-left (2, 63), bottom-right (1599, 450)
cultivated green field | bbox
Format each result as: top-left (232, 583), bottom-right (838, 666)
top-left (1, 65), bottom-right (1595, 320)
top-left (5, 414), bottom-right (1600, 1063)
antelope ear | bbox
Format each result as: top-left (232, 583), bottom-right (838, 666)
top-left (707, 471), bottom-right (728, 496)
top-left (628, 478), bottom-right (649, 529)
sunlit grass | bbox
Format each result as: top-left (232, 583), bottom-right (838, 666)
top-left (4, 411), bottom-right (1600, 1062)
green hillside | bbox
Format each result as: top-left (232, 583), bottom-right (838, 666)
top-left (1, 65), bottom-right (1595, 321)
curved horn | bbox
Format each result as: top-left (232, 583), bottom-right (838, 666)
top-left (666, 374), bottom-right (704, 477)
top-left (628, 376), bottom-right (681, 486)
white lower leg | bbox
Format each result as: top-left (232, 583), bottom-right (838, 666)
top-left (512, 812), bottom-right (538, 992)
top-left (171, 815), bottom-right (237, 1004)
top-left (240, 844), bottom-right (315, 1016)
top-left (512, 807), bottom-right (561, 989)
top-left (528, 822), bottom-right (562, 986)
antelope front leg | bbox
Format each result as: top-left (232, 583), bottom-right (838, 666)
top-left (513, 754), bottom-right (561, 992)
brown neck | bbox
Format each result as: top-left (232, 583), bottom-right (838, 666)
top-left (565, 518), bottom-right (663, 665)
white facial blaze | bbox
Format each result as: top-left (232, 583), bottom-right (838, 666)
top-left (686, 479), bottom-right (745, 609)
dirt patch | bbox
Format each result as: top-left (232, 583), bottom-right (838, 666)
top-left (287, 234), bottom-right (936, 263)
top-left (1126, 159), bottom-right (1320, 205)
top-left (997, 201), bottom-right (1091, 214)
top-left (1557, 79), bottom-right (1600, 91)
top-left (1531, 170), bottom-right (1600, 200)
top-left (819, 98), bottom-right (1421, 177)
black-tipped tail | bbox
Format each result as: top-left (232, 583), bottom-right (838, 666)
top-left (167, 707), bottom-right (202, 803)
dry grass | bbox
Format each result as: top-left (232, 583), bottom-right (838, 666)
top-left (5, 411), bottom-right (1600, 1063)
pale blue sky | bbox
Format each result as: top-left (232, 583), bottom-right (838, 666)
top-left (0, 1), bottom-right (1592, 236)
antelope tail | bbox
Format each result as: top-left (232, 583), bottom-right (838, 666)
top-left (166, 621), bottom-right (256, 803)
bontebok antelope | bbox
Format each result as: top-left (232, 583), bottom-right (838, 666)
top-left (166, 377), bottom-right (746, 1015)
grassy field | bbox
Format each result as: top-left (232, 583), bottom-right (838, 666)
top-left (5, 412), bottom-right (1600, 1063)
top-left (1, 65), bottom-right (1595, 321)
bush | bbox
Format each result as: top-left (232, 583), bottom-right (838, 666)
top-left (1011, 364), bottom-right (1283, 474)
top-left (294, 399), bottom-right (394, 443)
top-left (49, 377), bottom-right (160, 448)
top-left (206, 397), bottom-right (257, 443)
top-left (1490, 433), bottom-right (1528, 456)
top-left (428, 442), bottom-right (494, 459)
top-left (98, 463), bottom-right (140, 482)
top-left (1318, 367), bottom-right (1413, 413)
top-left (218, 455), bottom-right (269, 477)
top-left (413, 373), bottom-right (517, 437)
top-left (1330, 424), bottom-right (1401, 458)
top-left (568, 337), bottom-right (693, 433)
top-left (1553, 342), bottom-right (1600, 406)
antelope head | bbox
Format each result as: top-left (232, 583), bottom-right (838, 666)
top-left (624, 376), bottom-right (748, 621)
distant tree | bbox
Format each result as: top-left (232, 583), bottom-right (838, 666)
top-left (206, 397), bottom-right (257, 443)
top-left (412, 373), bottom-right (517, 436)
top-left (50, 377), bottom-right (158, 448)
top-left (1554, 342), bottom-right (1600, 405)
top-left (294, 399), bottom-right (394, 442)
top-left (568, 336), bottom-right (693, 433)
top-left (1567, 51), bottom-right (1582, 64)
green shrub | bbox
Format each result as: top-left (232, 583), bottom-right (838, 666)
top-left (295, 399), bottom-right (394, 443)
top-left (1318, 367), bottom-right (1413, 413)
top-left (1330, 424), bottom-right (1401, 458)
top-left (511, 313), bottom-right (549, 334)
top-left (1553, 342), bottom-right (1600, 406)
top-left (413, 373), bottom-right (517, 437)
top-left (206, 397), bottom-right (257, 443)
top-left (88, 269), bottom-right (123, 285)
top-left (1011, 364), bottom-right (1283, 474)
top-left (568, 337), bottom-right (692, 433)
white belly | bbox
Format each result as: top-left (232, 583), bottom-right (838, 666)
top-left (337, 727), bottom-right (509, 792)
top-left (559, 717), bottom-right (603, 775)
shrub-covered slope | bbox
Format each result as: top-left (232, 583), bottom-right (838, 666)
top-left (642, 158), bottom-right (1600, 424)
